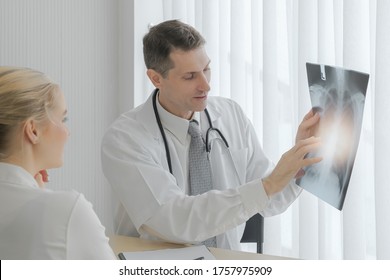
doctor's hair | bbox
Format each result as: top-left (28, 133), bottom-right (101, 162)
top-left (143, 19), bottom-right (206, 77)
top-left (0, 66), bottom-right (58, 160)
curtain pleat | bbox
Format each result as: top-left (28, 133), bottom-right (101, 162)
top-left (375, 0), bottom-right (390, 260)
top-left (296, 0), bottom-right (320, 260)
top-left (202, 0), bottom-right (220, 99)
top-left (251, 0), bottom-right (264, 139)
top-left (342, 0), bottom-right (372, 260)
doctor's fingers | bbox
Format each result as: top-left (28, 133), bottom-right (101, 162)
top-left (302, 109), bottom-right (317, 121)
top-left (301, 154), bottom-right (322, 167)
top-left (296, 112), bottom-right (320, 142)
top-left (298, 111), bottom-right (320, 131)
top-left (292, 137), bottom-right (321, 155)
top-left (283, 140), bottom-right (321, 167)
top-left (300, 112), bottom-right (320, 130)
top-left (278, 139), bottom-right (320, 173)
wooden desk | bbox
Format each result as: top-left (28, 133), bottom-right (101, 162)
top-left (109, 235), bottom-right (294, 260)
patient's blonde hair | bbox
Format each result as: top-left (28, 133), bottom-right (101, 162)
top-left (0, 66), bottom-right (59, 159)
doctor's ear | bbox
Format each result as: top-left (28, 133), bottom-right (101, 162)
top-left (24, 119), bottom-right (41, 144)
top-left (147, 69), bottom-right (164, 88)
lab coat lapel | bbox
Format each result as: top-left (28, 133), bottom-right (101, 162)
top-left (136, 92), bottom-right (162, 142)
top-left (135, 91), bottom-right (173, 174)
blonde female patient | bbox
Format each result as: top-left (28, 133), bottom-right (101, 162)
top-left (0, 66), bottom-right (115, 259)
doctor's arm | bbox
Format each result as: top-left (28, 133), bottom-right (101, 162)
top-left (140, 183), bottom-right (268, 244)
top-left (101, 130), bottom-right (267, 244)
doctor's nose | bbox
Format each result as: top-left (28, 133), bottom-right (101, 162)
top-left (197, 72), bottom-right (211, 92)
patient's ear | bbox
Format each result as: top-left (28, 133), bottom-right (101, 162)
top-left (147, 69), bottom-right (163, 88)
top-left (24, 119), bottom-right (40, 144)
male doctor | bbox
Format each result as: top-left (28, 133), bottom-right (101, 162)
top-left (101, 19), bottom-right (321, 250)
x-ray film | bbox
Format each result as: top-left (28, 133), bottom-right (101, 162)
top-left (296, 63), bottom-right (369, 210)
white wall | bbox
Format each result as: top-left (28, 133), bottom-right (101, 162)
top-left (0, 0), bottom-right (120, 232)
top-left (118, 0), bottom-right (135, 113)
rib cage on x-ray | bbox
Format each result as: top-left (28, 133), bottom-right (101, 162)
top-left (296, 63), bottom-right (369, 210)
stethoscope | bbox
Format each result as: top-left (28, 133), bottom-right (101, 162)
top-left (152, 89), bottom-right (229, 175)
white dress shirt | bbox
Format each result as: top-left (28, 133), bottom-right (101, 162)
top-left (0, 162), bottom-right (116, 259)
top-left (102, 92), bottom-right (302, 250)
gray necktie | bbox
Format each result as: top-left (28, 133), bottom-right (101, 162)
top-left (188, 120), bottom-right (217, 247)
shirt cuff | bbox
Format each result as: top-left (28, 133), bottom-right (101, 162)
top-left (239, 179), bottom-right (270, 216)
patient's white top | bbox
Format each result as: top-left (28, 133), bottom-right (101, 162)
top-left (0, 163), bottom-right (115, 259)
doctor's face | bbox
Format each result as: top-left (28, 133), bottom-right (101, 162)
top-left (156, 46), bottom-right (211, 120)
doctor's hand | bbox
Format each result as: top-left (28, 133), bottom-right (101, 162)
top-left (295, 109), bottom-right (320, 144)
top-left (262, 137), bottom-right (322, 196)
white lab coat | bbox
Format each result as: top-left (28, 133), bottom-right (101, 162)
top-left (101, 92), bottom-right (302, 250)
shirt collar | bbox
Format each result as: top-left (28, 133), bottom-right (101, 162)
top-left (0, 162), bottom-right (40, 189)
top-left (156, 93), bottom-right (201, 144)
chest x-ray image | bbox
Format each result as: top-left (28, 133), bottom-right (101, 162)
top-left (296, 63), bottom-right (369, 210)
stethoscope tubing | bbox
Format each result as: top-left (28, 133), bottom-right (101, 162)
top-left (152, 89), bottom-right (173, 174)
top-left (152, 89), bottom-right (229, 175)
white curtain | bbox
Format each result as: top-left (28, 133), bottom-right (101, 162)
top-left (133, 0), bottom-right (390, 260)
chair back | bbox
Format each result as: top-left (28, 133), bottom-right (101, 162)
top-left (240, 213), bottom-right (264, 254)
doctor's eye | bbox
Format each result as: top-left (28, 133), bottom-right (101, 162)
top-left (183, 74), bottom-right (194, 80)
